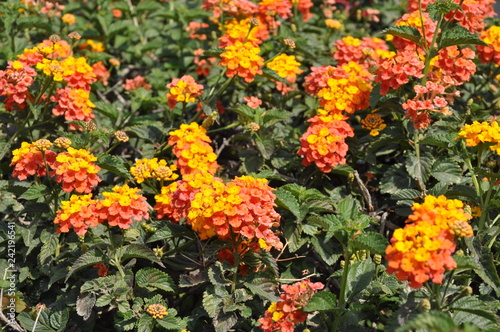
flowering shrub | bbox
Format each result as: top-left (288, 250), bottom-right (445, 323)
top-left (1, 0), bottom-right (500, 332)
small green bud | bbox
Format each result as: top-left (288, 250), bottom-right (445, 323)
top-left (373, 254), bottom-right (382, 265)
top-left (418, 298), bottom-right (431, 312)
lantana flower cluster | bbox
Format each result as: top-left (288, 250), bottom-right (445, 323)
top-left (266, 53), bottom-right (303, 94)
top-left (155, 172), bottom-right (282, 250)
top-left (258, 279), bottom-right (324, 332)
top-left (476, 25), bottom-right (500, 65)
top-left (130, 158), bottom-right (179, 184)
top-left (457, 120), bottom-right (500, 155)
top-left (297, 111), bottom-right (354, 172)
top-left (385, 195), bottom-right (473, 288)
top-left (375, 8), bottom-right (479, 129)
top-left (54, 184), bottom-right (150, 235)
top-left (11, 139), bottom-right (102, 194)
top-left (0, 38), bottom-right (98, 129)
top-left (166, 75), bottom-right (204, 110)
top-left (167, 122), bottom-right (218, 176)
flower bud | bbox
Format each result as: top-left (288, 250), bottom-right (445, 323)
top-left (114, 130), bottom-right (129, 142)
top-left (54, 137), bottom-right (72, 149)
top-left (418, 298), bottom-right (431, 312)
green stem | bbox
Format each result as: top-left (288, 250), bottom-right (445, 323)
top-left (332, 254), bottom-right (351, 332)
top-left (414, 131), bottom-right (426, 193)
top-left (432, 283), bottom-right (442, 310)
top-left (107, 225), bottom-right (126, 278)
top-left (207, 121), bottom-right (240, 134)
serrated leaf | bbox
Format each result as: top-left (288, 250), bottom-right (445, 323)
top-left (96, 154), bottom-right (133, 180)
top-left (261, 67), bottom-right (287, 84)
top-left (146, 225), bottom-right (175, 243)
top-left (214, 311), bottom-right (238, 332)
top-left (311, 233), bottom-right (342, 265)
top-left (19, 184), bottom-right (49, 200)
top-left (255, 135), bottom-right (274, 160)
top-left (396, 311), bottom-right (456, 332)
top-left (135, 0), bottom-right (164, 13)
top-left (275, 188), bottom-right (301, 220)
top-left (49, 308), bottom-right (69, 331)
top-left (453, 255), bottom-right (479, 271)
top-left (95, 294), bottom-right (113, 307)
top-left (432, 158), bottom-right (462, 184)
top-left (136, 268), bottom-right (176, 293)
top-left (261, 109), bottom-right (290, 126)
top-left (203, 292), bottom-right (222, 318)
top-left (439, 24), bottom-right (488, 50)
top-left (243, 281), bottom-right (280, 302)
top-left (121, 244), bottom-right (165, 268)
top-left (66, 249), bottom-right (105, 281)
top-left (156, 309), bottom-right (186, 330)
top-left (38, 233), bottom-right (58, 265)
top-left (391, 189), bottom-right (422, 200)
top-left (450, 296), bottom-right (500, 328)
top-left (17, 16), bottom-right (51, 31)
top-left (380, 164), bottom-right (415, 195)
top-left (76, 293), bottom-right (96, 320)
top-left (383, 26), bottom-right (423, 45)
top-left (203, 47), bottom-right (224, 57)
top-left (17, 312), bottom-right (54, 332)
top-left (136, 315), bottom-right (155, 332)
top-left (352, 232), bottom-right (389, 255)
top-left (303, 291), bottom-right (337, 312)
top-left (405, 152), bottom-right (434, 184)
top-left (465, 237), bottom-right (500, 297)
top-left (346, 259), bottom-right (375, 302)
top-left (179, 269), bottom-right (205, 287)
top-left (126, 124), bottom-right (165, 143)
top-left (427, 1), bottom-right (461, 21)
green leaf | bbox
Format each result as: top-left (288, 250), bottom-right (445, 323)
top-left (136, 268), bottom-right (176, 293)
top-left (405, 152), bottom-right (435, 184)
top-left (352, 232), bottom-right (389, 255)
top-left (66, 249), bottom-right (105, 282)
top-left (207, 261), bottom-right (232, 287)
top-left (391, 189), bottom-right (422, 200)
top-left (380, 163), bottom-right (415, 195)
top-left (255, 135), bottom-right (274, 160)
top-left (203, 292), bottom-right (222, 318)
top-left (121, 244), bottom-right (165, 268)
top-left (17, 16), bottom-right (51, 31)
top-left (17, 312), bottom-right (54, 332)
top-left (203, 47), bottom-right (224, 57)
top-left (465, 237), bottom-right (500, 297)
top-left (136, 315), bottom-right (155, 332)
top-left (261, 109), bottom-right (290, 126)
top-left (303, 291), bottom-right (337, 312)
top-left (346, 259), bottom-right (375, 302)
top-left (19, 184), bottom-right (49, 200)
top-left (439, 24), bottom-right (488, 50)
top-left (383, 26), bottom-right (423, 46)
top-left (396, 311), bottom-right (456, 332)
top-left (450, 296), bottom-right (500, 328)
top-left (275, 188), bottom-right (301, 220)
top-left (94, 101), bottom-right (119, 123)
top-left (311, 233), bottom-right (342, 265)
top-left (426, 1), bottom-right (461, 21)
top-left (135, 0), bottom-right (164, 13)
top-left (156, 309), bottom-right (186, 330)
top-left (126, 124), bottom-right (165, 143)
top-left (261, 67), bottom-right (287, 84)
top-left (231, 104), bottom-right (257, 120)
top-left (49, 308), bottom-right (69, 331)
top-left (38, 233), bottom-right (58, 265)
top-left (243, 281), bottom-right (280, 302)
top-left (96, 154), bottom-right (133, 180)
top-left (432, 158), bottom-right (462, 184)
top-left (95, 294), bottom-right (113, 307)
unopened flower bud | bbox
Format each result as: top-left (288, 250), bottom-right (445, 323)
top-left (202, 112), bottom-right (218, 129)
top-left (373, 254), bottom-right (382, 265)
top-left (153, 247), bottom-right (164, 258)
top-left (455, 249), bottom-right (464, 256)
top-left (114, 130), bottom-right (129, 142)
top-left (418, 298), bottom-right (431, 312)
top-left (68, 31), bottom-right (81, 40)
top-left (54, 137), bottom-right (72, 149)
top-left (249, 18), bottom-right (259, 27)
top-left (109, 58), bottom-right (120, 66)
top-left (49, 34), bottom-right (61, 43)
top-left (284, 38), bottom-right (295, 49)
top-left (33, 139), bottom-right (52, 151)
top-left (340, 260), bottom-right (345, 268)
top-left (84, 121), bottom-right (97, 131)
top-left (247, 122), bottom-right (260, 132)
top-left (462, 286), bottom-right (473, 295)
